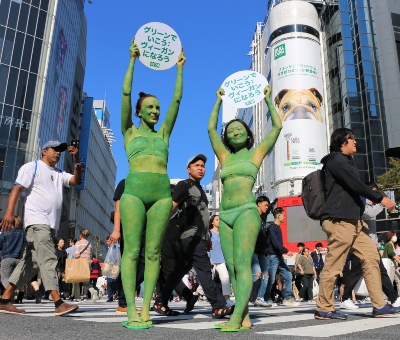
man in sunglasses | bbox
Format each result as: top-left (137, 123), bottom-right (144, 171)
top-left (0, 140), bottom-right (81, 316)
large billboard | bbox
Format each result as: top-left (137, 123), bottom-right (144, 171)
top-left (272, 38), bottom-right (328, 181)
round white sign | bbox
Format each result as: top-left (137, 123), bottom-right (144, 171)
top-left (135, 22), bottom-right (182, 71)
top-left (221, 71), bottom-right (268, 108)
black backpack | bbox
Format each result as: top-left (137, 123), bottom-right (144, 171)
top-left (301, 154), bottom-right (336, 221)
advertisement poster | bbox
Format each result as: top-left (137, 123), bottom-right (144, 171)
top-left (135, 22), bottom-right (181, 70)
top-left (54, 29), bottom-right (67, 85)
top-left (221, 70), bottom-right (268, 109)
top-left (272, 39), bottom-right (328, 181)
top-left (56, 86), bottom-right (68, 140)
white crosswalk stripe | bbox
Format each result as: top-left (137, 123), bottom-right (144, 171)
top-left (14, 299), bottom-right (400, 337)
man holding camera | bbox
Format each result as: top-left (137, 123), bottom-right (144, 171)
top-left (0, 140), bottom-right (81, 316)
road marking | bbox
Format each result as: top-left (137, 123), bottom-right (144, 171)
top-left (256, 315), bottom-right (400, 337)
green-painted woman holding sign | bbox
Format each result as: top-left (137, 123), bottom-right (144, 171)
top-left (119, 38), bottom-right (185, 329)
top-left (208, 86), bottom-right (282, 332)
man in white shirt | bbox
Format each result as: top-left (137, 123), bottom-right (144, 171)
top-left (0, 140), bottom-right (81, 316)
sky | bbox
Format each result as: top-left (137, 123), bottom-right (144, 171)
top-left (83, 0), bottom-right (269, 186)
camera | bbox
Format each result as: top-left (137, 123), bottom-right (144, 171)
top-left (71, 139), bottom-right (79, 147)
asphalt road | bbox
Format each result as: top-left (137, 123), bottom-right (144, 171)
top-left (0, 298), bottom-right (400, 339)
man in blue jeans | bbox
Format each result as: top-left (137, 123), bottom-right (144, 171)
top-left (252, 196), bottom-right (272, 307)
top-left (264, 208), bottom-right (299, 307)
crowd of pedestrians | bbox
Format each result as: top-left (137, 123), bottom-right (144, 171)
top-left (1, 127), bottom-right (400, 328)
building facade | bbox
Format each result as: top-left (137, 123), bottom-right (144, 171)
top-left (70, 96), bottom-right (117, 247)
top-left (0, 0), bottom-right (87, 234)
top-left (217, 0), bottom-right (400, 204)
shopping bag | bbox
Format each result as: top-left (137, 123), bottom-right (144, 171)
top-left (103, 244), bottom-right (121, 279)
top-left (312, 279), bottom-right (319, 298)
top-left (354, 277), bottom-right (369, 296)
top-left (64, 258), bottom-right (90, 283)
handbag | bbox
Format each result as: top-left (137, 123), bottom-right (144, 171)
top-left (354, 277), bottom-right (369, 296)
top-left (64, 241), bottom-right (91, 283)
top-left (312, 279), bottom-right (319, 298)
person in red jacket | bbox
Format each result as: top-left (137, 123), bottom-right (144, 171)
top-left (90, 254), bottom-right (100, 303)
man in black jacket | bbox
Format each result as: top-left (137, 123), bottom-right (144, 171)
top-left (251, 196), bottom-right (272, 307)
top-left (315, 128), bottom-right (397, 320)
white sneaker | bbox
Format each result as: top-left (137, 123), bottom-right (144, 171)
top-left (253, 298), bottom-right (272, 307)
top-left (359, 297), bottom-right (371, 304)
top-left (266, 300), bottom-right (278, 307)
top-left (225, 298), bottom-right (235, 307)
top-left (339, 299), bottom-right (359, 310)
top-left (92, 290), bottom-right (98, 303)
top-left (392, 296), bottom-right (400, 307)
top-left (282, 298), bottom-right (300, 307)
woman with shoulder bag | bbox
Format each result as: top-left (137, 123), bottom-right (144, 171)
top-left (297, 247), bottom-right (317, 302)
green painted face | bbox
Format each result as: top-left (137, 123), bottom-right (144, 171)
top-left (138, 97), bottom-right (160, 126)
top-left (226, 121), bottom-right (248, 149)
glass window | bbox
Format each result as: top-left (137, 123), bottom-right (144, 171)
top-left (7, 1), bottom-right (20, 29)
top-left (31, 0), bottom-right (40, 7)
top-left (1, 28), bottom-right (16, 64)
top-left (350, 107), bottom-right (363, 122)
top-left (358, 20), bottom-right (370, 34)
top-left (358, 170), bottom-right (368, 183)
top-left (356, 0), bottom-right (366, 7)
top-left (373, 152), bottom-right (386, 168)
top-left (346, 64), bottom-right (357, 78)
top-left (0, 0), bottom-right (11, 27)
top-left (359, 33), bottom-right (372, 47)
top-left (0, 25), bottom-right (5, 58)
top-left (5, 67), bottom-right (18, 105)
top-left (21, 34), bottom-right (33, 70)
top-left (0, 145), bottom-right (5, 180)
top-left (351, 122), bottom-right (366, 138)
top-left (354, 154), bottom-right (368, 170)
top-left (15, 69), bottom-right (28, 108)
top-left (22, 0), bottom-right (31, 4)
top-left (11, 31), bottom-right (24, 67)
top-left (356, 138), bottom-right (366, 153)
top-left (364, 75), bottom-right (376, 89)
top-left (8, 107), bottom-right (22, 147)
top-left (36, 10), bottom-right (46, 39)
top-left (3, 146), bottom-right (17, 182)
top-left (371, 136), bottom-right (383, 152)
top-left (0, 105), bottom-right (12, 145)
top-left (342, 24), bottom-right (352, 37)
top-left (19, 109), bottom-right (31, 145)
top-left (0, 65), bottom-right (9, 102)
top-left (347, 78), bottom-right (359, 92)
top-left (30, 38), bottom-right (42, 73)
top-left (27, 6), bottom-right (38, 36)
top-left (367, 105), bottom-right (379, 118)
top-left (40, 0), bottom-right (49, 11)
top-left (344, 50), bottom-right (356, 64)
top-left (340, 11), bottom-right (351, 25)
top-left (24, 73), bottom-right (37, 110)
top-left (17, 2), bottom-right (29, 32)
top-left (369, 120), bottom-right (382, 135)
top-left (348, 92), bottom-right (362, 106)
top-left (357, 6), bottom-right (369, 20)
top-left (362, 61), bottom-right (375, 75)
top-left (343, 37), bottom-right (353, 50)
top-left (361, 47), bottom-right (373, 61)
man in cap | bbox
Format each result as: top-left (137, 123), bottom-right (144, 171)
top-left (153, 154), bottom-right (234, 318)
top-left (0, 140), bottom-right (82, 316)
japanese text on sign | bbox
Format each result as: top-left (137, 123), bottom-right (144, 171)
top-left (135, 22), bottom-right (181, 71)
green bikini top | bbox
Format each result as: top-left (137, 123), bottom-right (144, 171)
top-left (220, 160), bottom-right (259, 183)
top-left (126, 135), bottom-right (168, 162)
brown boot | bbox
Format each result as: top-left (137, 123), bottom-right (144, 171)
top-left (0, 302), bottom-right (25, 314)
top-left (54, 302), bottom-right (79, 316)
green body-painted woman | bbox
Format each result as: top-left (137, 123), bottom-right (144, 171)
top-left (207, 86), bottom-right (282, 331)
top-left (119, 39), bottom-right (186, 329)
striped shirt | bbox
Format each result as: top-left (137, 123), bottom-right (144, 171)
top-left (73, 240), bottom-right (92, 259)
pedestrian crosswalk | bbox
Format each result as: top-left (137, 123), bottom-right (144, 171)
top-left (13, 299), bottom-right (400, 338)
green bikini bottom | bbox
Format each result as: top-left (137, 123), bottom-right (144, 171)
top-left (123, 172), bottom-right (171, 208)
top-left (219, 202), bottom-right (258, 227)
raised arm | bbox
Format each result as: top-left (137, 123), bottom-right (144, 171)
top-left (121, 38), bottom-right (139, 136)
top-left (208, 88), bottom-right (228, 164)
top-left (160, 49), bottom-right (186, 139)
top-left (253, 86), bottom-right (282, 166)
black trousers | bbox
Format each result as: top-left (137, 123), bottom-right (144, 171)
top-left (299, 274), bottom-right (313, 300)
top-left (156, 235), bottom-right (226, 309)
top-left (343, 254), bottom-right (397, 303)
top-left (156, 238), bottom-right (193, 301)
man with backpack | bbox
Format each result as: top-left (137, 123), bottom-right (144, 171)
top-left (313, 128), bottom-right (398, 320)
top-left (0, 140), bottom-right (81, 316)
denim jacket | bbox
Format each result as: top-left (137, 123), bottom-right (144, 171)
top-left (0, 228), bottom-right (25, 259)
